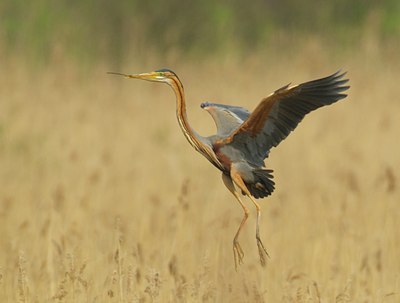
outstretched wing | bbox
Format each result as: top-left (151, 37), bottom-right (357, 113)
top-left (201, 102), bottom-right (250, 136)
top-left (218, 71), bottom-right (349, 165)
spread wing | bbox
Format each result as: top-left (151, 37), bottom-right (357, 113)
top-left (201, 102), bottom-right (250, 136)
top-left (218, 71), bottom-right (349, 165)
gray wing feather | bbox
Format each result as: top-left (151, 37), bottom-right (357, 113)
top-left (217, 104), bottom-right (251, 121)
top-left (201, 102), bottom-right (250, 120)
top-left (201, 102), bottom-right (250, 136)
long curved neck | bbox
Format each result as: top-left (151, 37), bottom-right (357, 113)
top-left (166, 76), bottom-right (224, 171)
top-left (168, 77), bottom-right (203, 152)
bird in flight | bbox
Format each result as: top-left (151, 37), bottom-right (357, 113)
top-left (109, 69), bottom-right (349, 269)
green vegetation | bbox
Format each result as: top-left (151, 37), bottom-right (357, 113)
top-left (1, 0), bottom-right (399, 65)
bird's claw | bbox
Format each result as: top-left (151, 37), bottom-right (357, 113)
top-left (233, 240), bottom-right (244, 270)
top-left (256, 236), bottom-right (270, 267)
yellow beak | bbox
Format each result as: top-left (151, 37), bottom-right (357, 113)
top-left (107, 71), bottom-right (160, 81)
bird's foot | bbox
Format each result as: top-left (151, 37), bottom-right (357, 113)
top-left (233, 240), bottom-right (244, 270)
top-left (256, 236), bottom-right (270, 267)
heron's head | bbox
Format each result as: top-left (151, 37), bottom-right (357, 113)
top-left (108, 68), bottom-right (179, 85)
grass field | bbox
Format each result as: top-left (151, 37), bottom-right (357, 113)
top-left (0, 48), bottom-right (399, 302)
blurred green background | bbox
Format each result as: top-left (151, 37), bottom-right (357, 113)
top-left (1, 0), bottom-right (399, 67)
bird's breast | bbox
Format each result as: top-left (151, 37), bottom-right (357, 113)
top-left (213, 145), bottom-right (238, 172)
top-left (212, 144), bottom-right (232, 172)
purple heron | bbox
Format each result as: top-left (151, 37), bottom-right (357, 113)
top-left (109, 69), bottom-right (349, 269)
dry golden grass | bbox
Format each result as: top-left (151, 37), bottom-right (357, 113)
top-left (0, 48), bottom-right (399, 302)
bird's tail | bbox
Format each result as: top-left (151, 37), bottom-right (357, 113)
top-left (244, 169), bottom-right (275, 199)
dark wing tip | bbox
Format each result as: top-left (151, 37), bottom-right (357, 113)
top-left (200, 102), bottom-right (210, 108)
top-left (331, 70), bottom-right (349, 83)
top-left (330, 69), bottom-right (346, 78)
top-left (301, 70), bottom-right (350, 90)
top-left (332, 70), bottom-right (350, 93)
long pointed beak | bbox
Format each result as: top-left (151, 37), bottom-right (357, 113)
top-left (107, 71), bottom-right (156, 80)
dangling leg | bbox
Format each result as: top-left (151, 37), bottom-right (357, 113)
top-left (248, 195), bottom-right (270, 266)
top-left (222, 173), bottom-right (249, 270)
top-left (230, 167), bottom-right (269, 267)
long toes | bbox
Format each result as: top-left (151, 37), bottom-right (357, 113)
top-left (256, 238), bottom-right (270, 267)
top-left (233, 247), bottom-right (240, 270)
top-left (234, 243), bottom-right (244, 264)
top-left (257, 242), bottom-right (267, 267)
top-left (256, 237), bottom-right (270, 258)
top-left (236, 242), bottom-right (245, 259)
top-left (233, 241), bottom-right (245, 270)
